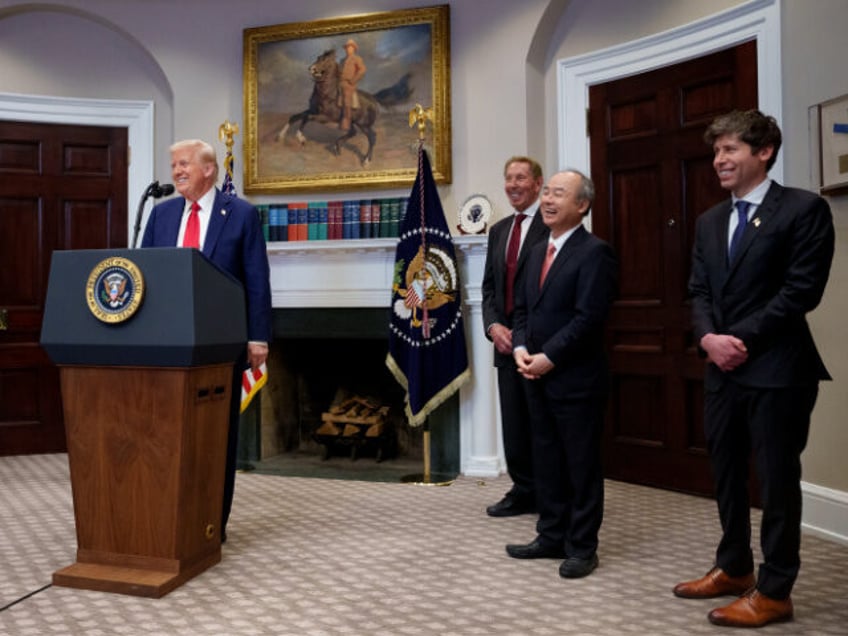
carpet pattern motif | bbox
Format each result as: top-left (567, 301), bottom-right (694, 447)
top-left (1, 453), bottom-right (847, 635)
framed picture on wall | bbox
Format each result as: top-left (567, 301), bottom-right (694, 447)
top-left (817, 93), bottom-right (848, 195)
top-left (243, 5), bottom-right (451, 194)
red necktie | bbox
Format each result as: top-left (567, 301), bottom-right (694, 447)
top-left (539, 243), bottom-right (556, 288)
top-left (504, 213), bottom-right (527, 315)
top-left (183, 201), bottom-right (200, 248)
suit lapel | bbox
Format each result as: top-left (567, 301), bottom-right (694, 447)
top-left (517, 213), bottom-right (547, 270)
top-left (492, 218), bottom-right (510, 270)
top-left (535, 225), bottom-right (587, 301)
top-left (165, 200), bottom-right (184, 246)
top-left (202, 189), bottom-right (228, 257)
top-left (727, 182), bottom-right (782, 275)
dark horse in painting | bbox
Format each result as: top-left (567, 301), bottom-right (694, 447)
top-left (276, 49), bottom-right (379, 165)
top-left (275, 49), bottom-right (413, 166)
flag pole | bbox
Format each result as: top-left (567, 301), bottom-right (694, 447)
top-left (401, 419), bottom-right (454, 486)
top-left (399, 104), bottom-right (454, 487)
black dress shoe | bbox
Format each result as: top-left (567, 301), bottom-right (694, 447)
top-left (506, 539), bottom-right (566, 559)
top-left (486, 495), bottom-right (536, 517)
top-left (559, 553), bottom-right (599, 578)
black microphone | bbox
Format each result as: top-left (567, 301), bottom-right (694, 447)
top-left (131, 181), bottom-right (175, 248)
top-left (151, 182), bottom-right (175, 198)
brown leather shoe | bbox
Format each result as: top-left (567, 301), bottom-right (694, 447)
top-left (673, 567), bottom-right (755, 599)
top-left (708, 589), bottom-right (793, 627)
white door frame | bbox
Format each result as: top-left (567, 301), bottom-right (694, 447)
top-left (557, 0), bottom-right (782, 182)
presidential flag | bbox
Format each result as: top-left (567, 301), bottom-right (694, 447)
top-left (386, 148), bottom-right (470, 426)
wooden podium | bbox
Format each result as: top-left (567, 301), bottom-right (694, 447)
top-left (41, 248), bottom-right (247, 598)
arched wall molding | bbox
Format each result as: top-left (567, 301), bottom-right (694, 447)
top-left (0, 92), bottom-right (154, 247)
top-left (0, 4), bottom-right (175, 246)
top-left (557, 0), bottom-right (782, 182)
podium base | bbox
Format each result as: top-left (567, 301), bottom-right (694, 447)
top-left (53, 550), bottom-right (221, 598)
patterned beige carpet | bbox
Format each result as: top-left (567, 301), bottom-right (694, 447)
top-left (1, 453), bottom-right (847, 635)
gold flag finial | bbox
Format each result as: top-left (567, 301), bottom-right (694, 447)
top-left (218, 120), bottom-right (239, 153)
top-left (408, 104), bottom-right (434, 141)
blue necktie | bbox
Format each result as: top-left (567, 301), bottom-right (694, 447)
top-left (728, 200), bottom-right (750, 263)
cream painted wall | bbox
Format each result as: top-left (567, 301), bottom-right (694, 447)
top-left (0, 0), bottom-right (549, 226)
top-left (0, 0), bottom-right (845, 493)
top-left (781, 0), bottom-right (848, 490)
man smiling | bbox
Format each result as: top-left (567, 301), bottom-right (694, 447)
top-left (677, 110), bottom-right (834, 628)
top-left (505, 169), bottom-right (617, 579)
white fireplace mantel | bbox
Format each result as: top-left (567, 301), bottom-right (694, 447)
top-left (266, 236), bottom-right (504, 478)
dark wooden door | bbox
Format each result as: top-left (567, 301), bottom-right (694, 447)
top-left (0, 121), bottom-right (127, 455)
top-left (589, 41), bottom-right (757, 496)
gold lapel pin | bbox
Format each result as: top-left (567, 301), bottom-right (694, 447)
top-left (753, 217), bottom-right (761, 227)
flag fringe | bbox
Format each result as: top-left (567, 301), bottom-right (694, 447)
top-left (385, 353), bottom-right (471, 427)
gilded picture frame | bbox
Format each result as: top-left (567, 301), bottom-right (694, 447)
top-left (243, 5), bottom-right (451, 194)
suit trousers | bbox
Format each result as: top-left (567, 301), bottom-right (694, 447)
top-left (497, 364), bottom-right (535, 502)
top-left (221, 353), bottom-right (246, 537)
top-left (525, 379), bottom-right (605, 557)
top-left (705, 381), bottom-right (817, 599)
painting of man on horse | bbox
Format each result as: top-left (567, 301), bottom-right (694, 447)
top-left (273, 42), bottom-right (415, 167)
top-left (248, 13), bottom-right (449, 191)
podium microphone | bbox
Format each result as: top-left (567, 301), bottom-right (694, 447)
top-left (150, 182), bottom-right (175, 198)
top-left (131, 181), bottom-right (175, 248)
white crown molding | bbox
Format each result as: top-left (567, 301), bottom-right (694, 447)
top-left (557, 0), bottom-right (782, 183)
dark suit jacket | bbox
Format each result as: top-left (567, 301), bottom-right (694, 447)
top-left (512, 224), bottom-right (618, 398)
top-left (141, 189), bottom-right (272, 343)
top-left (689, 182), bottom-right (834, 391)
top-left (481, 212), bottom-right (549, 367)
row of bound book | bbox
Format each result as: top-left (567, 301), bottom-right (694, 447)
top-left (257, 198), bottom-right (409, 242)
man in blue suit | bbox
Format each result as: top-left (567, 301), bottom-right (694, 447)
top-left (675, 110), bottom-right (834, 628)
top-left (142, 139), bottom-right (272, 543)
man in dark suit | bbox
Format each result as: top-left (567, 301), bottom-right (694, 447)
top-left (482, 156), bottom-right (547, 517)
top-left (141, 139), bottom-right (272, 543)
top-left (505, 169), bottom-right (617, 579)
top-left (674, 110), bottom-right (834, 628)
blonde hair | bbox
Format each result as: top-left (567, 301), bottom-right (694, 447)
top-left (170, 139), bottom-right (219, 179)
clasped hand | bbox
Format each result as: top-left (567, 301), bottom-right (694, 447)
top-left (700, 333), bottom-right (747, 372)
top-left (514, 348), bottom-right (554, 380)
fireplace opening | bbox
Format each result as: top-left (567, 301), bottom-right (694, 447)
top-left (250, 308), bottom-right (459, 477)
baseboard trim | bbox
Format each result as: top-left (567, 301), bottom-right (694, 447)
top-left (802, 481), bottom-right (848, 545)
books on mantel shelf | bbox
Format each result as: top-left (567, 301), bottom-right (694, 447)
top-left (258, 197), bottom-right (409, 243)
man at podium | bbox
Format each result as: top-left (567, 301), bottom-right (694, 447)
top-left (141, 138), bottom-right (272, 542)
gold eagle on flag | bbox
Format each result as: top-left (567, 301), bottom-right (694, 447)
top-left (393, 244), bottom-right (458, 328)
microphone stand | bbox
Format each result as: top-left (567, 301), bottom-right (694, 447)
top-left (131, 181), bottom-right (173, 248)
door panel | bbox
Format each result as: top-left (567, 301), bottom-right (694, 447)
top-left (590, 41), bottom-right (757, 496)
top-left (0, 121), bottom-right (127, 455)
